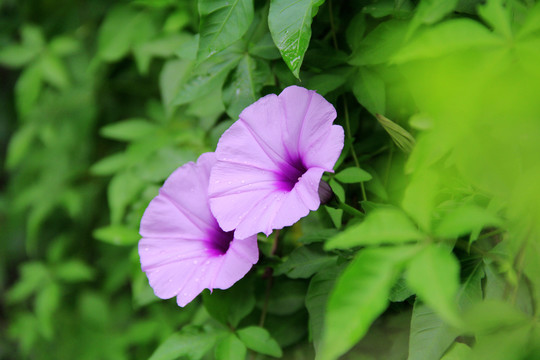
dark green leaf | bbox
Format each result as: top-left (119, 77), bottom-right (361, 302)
top-left (203, 278), bottom-right (255, 327)
top-left (274, 244), bottom-right (337, 279)
top-left (352, 67), bottom-right (385, 115)
top-left (197, 0), bottom-right (254, 61)
top-left (268, 0), bottom-right (325, 78)
top-left (265, 280), bottom-right (307, 316)
top-left (325, 207), bottom-right (424, 249)
top-left (237, 326), bottom-right (283, 357)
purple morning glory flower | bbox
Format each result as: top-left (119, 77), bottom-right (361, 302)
top-left (208, 86), bottom-right (344, 239)
top-left (139, 153), bottom-right (259, 307)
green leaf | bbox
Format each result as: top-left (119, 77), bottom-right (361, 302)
top-left (274, 244), bottom-right (337, 279)
top-left (407, 0), bottom-right (459, 38)
top-left (108, 171), bottom-right (146, 224)
top-left (325, 207), bottom-right (424, 249)
top-left (7, 262), bottom-right (49, 304)
top-left (197, 0), bottom-right (254, 61)
top-left (215, 333), bottom-right (247, 360)
top-left (406, 245), bottom-right (461, 326)
top-left (441, 343), bottom-right (473, 360)
top-left (134, 33), bottom-right (192, 74)
top-left (463, 300), bottom-right (529, 333)
top-left (93, 225), bottom-right (141, 246)
top-left (100, 119), bottom-right (157, 141)
top-left (35, 282), bottom-right (60, 339)
top-left (375, 114), bottom-right (415, 153)
top-left (349, 20), bottom-right (408, 66)
top-left (268, 0), bottom-right (325, 78)
top-left (304, 72), bottom-right (348, 96)
top-left (392, 19), bottom-right (500, 63)
top-left (434, 204), bottom-right (502, 239)
top-left (305, 264), bottom-right (344, 352)
top-left (15, 63), bottom-right (42, 118)
top-left (248, 32), bottom-right (281, 60)
top-left (517, 2), bottom-right (540, 39)
top-left (39, 52), bottom-right (69, 89)
top-left (325, 206), bottom-right (342, 229)
top-left (335, 167), bottom-right (372, 183)
top-left (478, 0), bottom-right (512, 39)
top-left (6, 125), bottom-right (37, 169)
top-left (202, 278), bottom-right (255, 328)
top-left (49, 35), bottom-right (79, 56)
top-left (172, 51), bottom-right (241, 106)
top-left (222, 54), bottom-right (270, 119)
top-left (265, 280), bottom-right (307, 316)
top-left (402, 168), bottom-right (439, 232)
top-left (236, 326), bottom-right (283, 357)
top-left (352, 67), bottom-right (385, 115)
top-left (54, 260), bottom-right (95, 283)
top-left (319, 246), bottom-right (417, 360)
top-left (148, 331), bottom-right (218, 360)
top-left (90, 153), bottom-right (127, 176)
top-left (328, 178), bottom-right (345, 203)
top-left (0, 44), bottom-right (39, 68)
top-left (408, 300), bottom-right (459, 360)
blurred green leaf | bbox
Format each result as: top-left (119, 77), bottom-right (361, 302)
top-left (320, 246), bottom-right (417, 360)
top-left (352, 67), bottom-right (385, 115)
top-left (134, 33), bottom-right (192, 74)
top-left (100, 119), bottom-right (157, 142)
top-left (49, 35), bottom-right (79, 56)
top-left (54, 260), bottom-right (95, 283)
top-left (15, 63), bottom-right (42, 118)
top-left (326, 208), bottom-right (424, 249)
top-left (265, 280), bottom-right (307, 316)
top-left (148, 331), bottom-right (218, 360)
top-left (268, 0), bottom-right (325, 78)
top-left (197, 0), bottom-right (254, 61)
top-left (325, 206), bottom-right (342, 229)
top-left (375, 114), bottom-right (415, 153)
top-left (335, 167), bottom-right (372, 183)
top-left (93, 225), bottom-right (141, 246)
top-left (237, 326), bottom-right (283, 357)
top-left (274, 244), bottom-right (337, 279)
top-left (34, 282), bottom-right (60, 339)
top-left (402, 169), bottom-right (439, 232)
top-left (108, 171), bottom-right (146, 224)
top-left (215, 333), bottom-right (246, 360)
top-left (441, 343), bottom-right (473, 360)
top-left (7, 262), bottom-right (49, 304)
top-left (0, 45), bottom-right (39, 68)
top-left (478, 0), bottom-right (512, 39)
top-left (90, 153), bottom-right (127, 176)
top-left (434, 204), bottom-right (502, 239)
top-left (407, 0), bottom-right (459, 38)
top-left (40, 52), bottom-right (69, 89)
top-left (6, 125), bottom-right (36, 169)
top-left (406, 245), bottom-right (461, 326)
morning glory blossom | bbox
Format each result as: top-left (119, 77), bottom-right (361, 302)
top-left (139, 153), bottom-right (259, 307)
top-left (208, 86), bottom-right (344, 239)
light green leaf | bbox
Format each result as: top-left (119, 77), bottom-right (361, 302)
top-left (375, 114), bottom-right (415, 153)
top-left (100, 119), bottom-right (157, 141)
top-left (402, 168), bottom-right (439, 232)
top-left (21, 24), bottom-right (45, 48)
top-left (328, 178), bottom-right (345, 203)
top-left (197, 0), bottom-right (254, 61)
top-left (108, 171), bottom-right (146, 224)
top-left (408, 300), bottom-right (459, 360)
top-left (463, 299), bottom-right (529, 333)
top-left (407, 0), bottom-right (459, 38)
top-left (319, 246), bottom-right (417, 360)
top-left (222, 54), bottom-right (270, 119)
top-left (517, 2), bottom-right (540, 39)
top-left (326, 207), bottom-right (424, 249)
top-left (134, 33), bottom-right (192, 74)
top-left (406, 245), bottom-right (461, 326)
top-left (441, 343), bottom-right (473, 360)
top-left (237, 326), bottom-right (282, 357)
top-left (93, 225), bottom-right (141, 246)
top-left (49, 35), bottom-right (79, 56)
top-left (148, 331), bottom-right (218, 360)
top-left (215, 333), bottom-right (247, 360)
top-left (352, 67), bottom-right (385, 115)
top-left (274, 244), bottom-right (337, 279)
top-left (7, 262), bottom-right (49, 304)
top-left (434, 204), bottom-right (502, 239)
top-left (325, 206), bottom-right (342, 229)
top-left (392, 19), bottom-right (500, 63)
top-left (35, 282), bottom-right (60, 339)
top-left (478, 0), bottom-right (512, 39)
top-left (268, 0), bottom-right (325, 78)
top-left (335, 167), bottom-right (372, 183)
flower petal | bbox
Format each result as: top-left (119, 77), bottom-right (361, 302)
top-left (139, 152), bottom-right (259, 307)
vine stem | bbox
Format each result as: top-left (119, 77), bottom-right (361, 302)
top-left (258, 230), bottom-right (279, 328)
top-left (344, 99), bottom-right (367, 202)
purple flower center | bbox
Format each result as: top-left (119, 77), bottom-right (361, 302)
top-left (276, 157), bottom-right (308, 191)
top-left (209, 229), bottom-right (234, 255)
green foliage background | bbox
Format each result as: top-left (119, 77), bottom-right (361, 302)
top-left (1, 0), bottom-right (540, 359)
